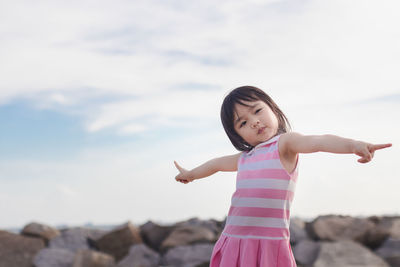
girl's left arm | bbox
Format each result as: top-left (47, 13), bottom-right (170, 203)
top-left (280, 132), bottom-right (392, 163)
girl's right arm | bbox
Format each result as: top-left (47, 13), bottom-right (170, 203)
top-left (174, 152), bottom-right (242, 184)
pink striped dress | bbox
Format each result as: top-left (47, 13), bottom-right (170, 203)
top-left (210, 134), bottom-right (299, 267)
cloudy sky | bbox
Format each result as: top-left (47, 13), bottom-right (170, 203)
top-left (0, 0), bottom-right (399, 229)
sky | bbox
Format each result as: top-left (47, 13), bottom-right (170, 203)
top-left (0, 0), bottom-right (399, 229)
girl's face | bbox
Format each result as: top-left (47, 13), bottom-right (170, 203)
top-left (233, 100), bottom-right (279, 147)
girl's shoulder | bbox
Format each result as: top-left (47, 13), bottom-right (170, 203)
top-left (278, 132), bottom-right (308, 157)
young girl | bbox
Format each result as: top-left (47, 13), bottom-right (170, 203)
top-left (173, 86), bottom-right (392, 267)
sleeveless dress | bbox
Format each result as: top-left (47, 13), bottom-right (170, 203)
top-left (210, 134), bottom-right (299, 267)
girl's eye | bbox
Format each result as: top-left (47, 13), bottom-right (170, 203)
top-left (255, 108), bottom-right (262, 114)
top-left (240, 121), bottom-right (246, 128)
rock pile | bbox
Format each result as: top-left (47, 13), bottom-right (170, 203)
top-left (0, 215), bottom-right (399, 267)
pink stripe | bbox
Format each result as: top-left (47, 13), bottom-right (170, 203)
top-left (224, 225), bottom-right (290, 238)
top-left (228, 206), bottom-right (290, 219)
top-left (232, 188), bottom-right (294, 201)
top-left (237, 168), bottom-right (290, 180)
top-left (240, 149), bottom-right (279, 164)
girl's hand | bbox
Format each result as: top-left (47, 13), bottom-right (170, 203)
top-left (174, 161), bottom-right (195, 184)
top-left (353, 142), bottom-right (392, 163)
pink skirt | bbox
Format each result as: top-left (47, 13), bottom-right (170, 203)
top-left (210, 234), bottom-right (297, 267)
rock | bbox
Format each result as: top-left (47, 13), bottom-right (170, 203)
top-left (93, 221), bottom-right (143, 262)
top-left (175, 217), bottom-right (223, 236)
top-left (306, 215), bottom-right (375, 243)
top-left (0, 230), bottom-right (45, 267)
top-left (313, 240), bottom-right (390, 267)
top-left (378, 216), bottom-right (400, 239)
top-left (50, 227), bottom-right (108, 253)
top-left (293, 239), bottom-right (320, 266)
top-left (117, 244), bottom-right (160, 267)
top-left (72, 249), bottom-right (116, 267)
top-left (160, 225), bottom-right (216, 252)
top-left (364, 216), bottom-right (392, 249)
top-left (139, 221), bottom-right (174, 252)
top-left (33, 248), bottom-right (75, 267)
top-left (161, 243), bottom-right (214, 267)
top-left (21, 222), bottom-right (60, 245)
top-left (290, 217), bottom-right (308, 245)
top-left (375, 237), bottom-right (400, 267)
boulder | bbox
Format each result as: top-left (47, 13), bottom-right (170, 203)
top-left (290, 217), bottom-right (308, 245)
top-left (139, 221), bottom-right (174, 252)
top-left (375, 237), bottom-right (400, 267)
top-left (160, 225), bottom-right (216, 252)
top-left (33, 248), bottom-right (75, 267)
top-left (93, 221), bottom-right (143, 262)
top-left (306, 215), bottom-right (375, 243)
top-left (363, 216), bottom-right (400, 249)
top-left (0, 230), bottom-right (45, 267)
top-left (293, 239), bottom-right (320, 266)
top-left (117, 244), bottom-right (160, 267)
top-left (73, 249), bottom-right (116, 267)
top-left (378, 216), bottom-right (400, 238)
top-left (175, 217), bottom-right (223, 236)
top-left (161, 243), bottom-right (214, 267)
top-left (313, 240), bottom-right (389, 267)
top-left (364, 216), bottom-right (392, 249)
top-left (50, 227), bottom-right (108, 252)
top-left (21, 222), bottom-right (60, 245)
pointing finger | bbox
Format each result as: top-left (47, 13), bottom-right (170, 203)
top-left (371, 143), bottom-right (392, 152)
top-left (174, 161), bottom-right (183, 172)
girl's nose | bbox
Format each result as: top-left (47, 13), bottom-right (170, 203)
top-left (251, 120), bottom-right (260, 128)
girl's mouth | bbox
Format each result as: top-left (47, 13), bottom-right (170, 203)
top-left (258, 127), bottom-right (266, 134)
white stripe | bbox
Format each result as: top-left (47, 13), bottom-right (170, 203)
top-left (226, 216), bottom-right (289, 228)
top-left (239, 159), bottom-right (282, 171)
top-left (222, 232), bottom-right (289, 240)
top-left (236, 178), bottom-right (296, 192)
top-left (231, 197), bottom-right (291, 210)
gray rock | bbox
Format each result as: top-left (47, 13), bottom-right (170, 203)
top-left (117, 244), bottom-right (160, 267)
top-left (306, 215), bottom-right (375, 243)
top-left (161, 243), bottom-right (214, 267)
top-left (21, 222), bottom-right (60, 245)
top-left (293, 239), bottom-right (320, 266)
top-left (160, 225), bottom-right (216, 252)
top-left (381, 216), bottom-right (400, 239)
top-left (0, 230), bottom-right (45, 267)
top-left (93, 221), bottom-right (143, 262)
top-left (50, 227), bottom-right (108, 253)
top-left (364, 216), bottom-right (392, 249)
top-left (313, 240), bottom-right (389, 267)
top-left (376, 237), bottom-right (400, 267)
top-left (290, 217), bottom-right (308, 245)
top-left (33, 248), bottom-right (75, 267)
top-left (139, 221), bottom-right (174, 252)
top-left (72, 249), bottom-right (116, 267)
top-left (175, 217), bottom-right (223, 236)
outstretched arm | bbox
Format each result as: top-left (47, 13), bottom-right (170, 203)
top-left (174, 153), bottom-right (242, 184)
top-left (280, 132), bottom-right (392, 163)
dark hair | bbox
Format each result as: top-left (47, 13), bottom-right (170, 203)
top-left (220, 86), bottom-right (291, 151)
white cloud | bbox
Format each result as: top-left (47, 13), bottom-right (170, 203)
top-left (56, 184), bottom-right (78, 198)
top-left (118, 123), bottom-right (148, 135)
top-left (85, 89), bottom-right (223, 133)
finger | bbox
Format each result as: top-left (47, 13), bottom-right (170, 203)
top-left (371, 143), bottom-right (392, 152)
top-left (358, 152), bottom-right (372, 163)
top-left (174, 161), bottom-right (183, 172)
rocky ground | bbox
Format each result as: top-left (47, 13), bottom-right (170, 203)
top-left (0, 214), bottom-right (399, 267)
